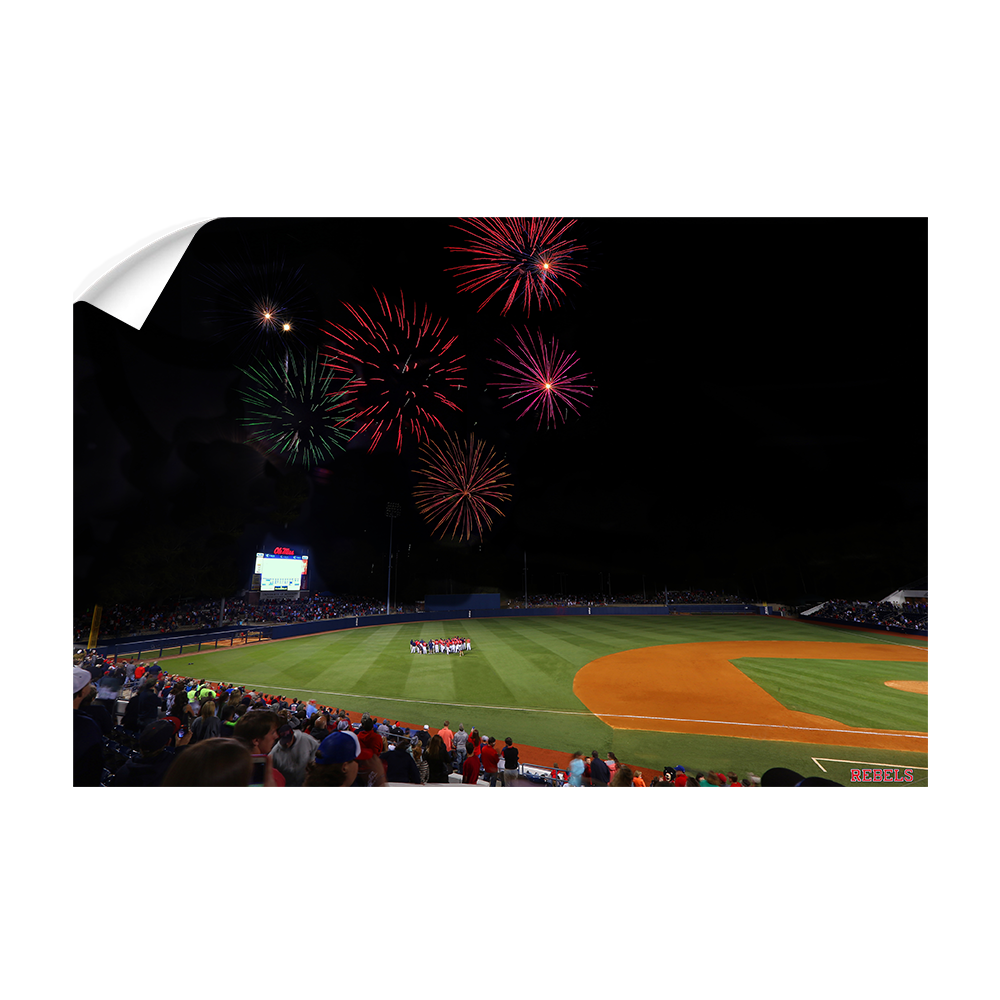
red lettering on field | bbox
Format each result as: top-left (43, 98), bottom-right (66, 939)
top-left (904, 769), bottom-right (914, 782)
top-left (850, 769), bottom-right (862, 782)
top-left (862, 769), bottom-right (873, 782)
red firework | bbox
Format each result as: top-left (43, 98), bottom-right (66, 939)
top-left (322, 290), bottom-right (466, 452)
top-left (445, 217), bottom-right (586, 316)
top-left (413, 433), bottom-right (512, 541)
top-left (489, 327), bottom-right (595, 429)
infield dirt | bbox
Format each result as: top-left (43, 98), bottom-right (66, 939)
top-left (574, 640), bottom-right (928, 753)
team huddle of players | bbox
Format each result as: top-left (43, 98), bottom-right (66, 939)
top-left (410, 637), bottom-right (471, 655)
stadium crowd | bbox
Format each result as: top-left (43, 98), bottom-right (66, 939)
top-left (74, 589), bottom-right (752, 644)
top-left (74, 658), bottom-right (823, 787)
top-left (812, 599), bottom-right (928, 631)
top-left (73, 594), bottom-right (394, 643)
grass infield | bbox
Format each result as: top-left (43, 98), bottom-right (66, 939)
top-left (164, 614), bottom-right (928, 785)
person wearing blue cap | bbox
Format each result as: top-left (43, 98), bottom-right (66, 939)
top-left (304, 731), bottom-right (387, 787)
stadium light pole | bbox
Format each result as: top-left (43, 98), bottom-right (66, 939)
top-left (386, 502), bottom-right (401, 614)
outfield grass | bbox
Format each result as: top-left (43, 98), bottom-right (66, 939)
top-left (170, 614), bottom-right (928, 784)
top-left (733, 657), bottom-right (928, 731)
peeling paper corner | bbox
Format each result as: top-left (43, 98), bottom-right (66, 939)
top-left (76, 219), bottom-right (213, 329)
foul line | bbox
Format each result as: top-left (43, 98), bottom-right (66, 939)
top-left (814, 622), bottom-right (928, 651)
top-left (811, 757), bottom-right (929, 772)
top-left (225, 681), bottom-right (926, 740)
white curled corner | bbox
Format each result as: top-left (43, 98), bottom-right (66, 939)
top-left (76, 219), bottom-right (212, 329)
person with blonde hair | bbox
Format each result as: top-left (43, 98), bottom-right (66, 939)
top-left (190, 698), bottom-right (222, 743)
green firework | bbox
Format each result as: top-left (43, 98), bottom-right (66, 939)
top-left (238, 350), bottom-right (353, 466)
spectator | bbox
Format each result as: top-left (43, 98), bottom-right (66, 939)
top-left (632, 770), bottom-right (647, 787)
top-left (567, 751), bottom-right (586, 787)
top-left (233, 710), bottom-right (286, 786)
top-left (380, 739), bottom-right (422, 784)
top-left (453, 724), bottom-right (469, 772)
top-left (590, 751), bottom-right (611, 787)
top-left (190, 700), bottom-right (222, 743)
top-left (461, 748), bottom-right (481, 784)
top-left (501, 737), bottom-right (519, 787)
top-left (439, 720), bottom-right (455, 759)
top-left (94, 670), bottom-right (124, 722)
top-left (308, 713), bottom-right (331, 742)
top-left (357, 713), bottom-right (387, 768)
top-left (416, 724), bottom-right (431, 749)
top-left (113, 719), bottom-right (190, 787)
top-left (605, 752), bottom-right (619, 783)
top-left (136, 678), bottom-right (162, 729)
top-left (78, 686), bottom-right (114, 738)
top-left (162, 737), bottom-right (259, 786)
top-left (73, 666), bottom-right (104, 786)
top-left (271, 722), bottom-right (320, 787)
top-left (304, 731), bottom-right (377, 787)
top-left (412, 741), bottom-right (429, 783)
top-left (219, 702), bottom-right (239, 733)
top-left (425, 733), bottom-right (453, 784)
top-left (481, 736), bottom-right (501, 787)
top-left (610, 766), bottom-right (633, 786)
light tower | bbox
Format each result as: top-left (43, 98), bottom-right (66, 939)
top-left (385, 502), bottom-right (401, 614)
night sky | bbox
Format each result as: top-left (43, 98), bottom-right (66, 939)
top-left (74, 217), bottom-right (927, 611)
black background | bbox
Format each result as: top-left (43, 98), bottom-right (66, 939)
top-left (74, 217), bottom-right (927, 610)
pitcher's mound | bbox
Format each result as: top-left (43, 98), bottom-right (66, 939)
top-left (884, 679), bottom-right (928, 694)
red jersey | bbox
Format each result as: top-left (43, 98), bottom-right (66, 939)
top-left (480, 745), bottom-right (500, 774)
top-left (356, 727), bottom-right (384, 761)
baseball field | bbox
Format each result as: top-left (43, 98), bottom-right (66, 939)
top-left (158, 613), bottom-right (929, 786)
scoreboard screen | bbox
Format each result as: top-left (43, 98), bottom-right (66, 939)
top-left (253, 550), bottom-right (308, 592)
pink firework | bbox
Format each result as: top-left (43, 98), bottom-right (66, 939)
top-left (322, 290), bottom-right (466, 452)
top-left (489, 327), bottom-right (595, 429)
top-left (446, 217), bottom-right (586, 316)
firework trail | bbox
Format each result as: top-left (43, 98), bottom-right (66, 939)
top-left (413, 432), bottom-right (512, 541)
top-left (489, 327), bottom-right (595, 429)
top-left (237, 349), bottom-right (353, 467)
top-left (445, 217), bottom-right (587, 316)
top-left (322, 289), bottom-right (466, 453)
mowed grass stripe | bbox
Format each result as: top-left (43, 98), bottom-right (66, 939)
top-left (733, 657), bottom-right (928, 731)
top-left (457, 619), bottom-right (589, 709)
top-left (178, 616), bottom-right (928, 779)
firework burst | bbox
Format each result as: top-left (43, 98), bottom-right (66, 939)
top-left (413, 432), bottom-right (512, 541)
top-left (322, 289), bottom-right (466, 453)
top-left (197, 234), bottom-right (315, 360)
top-left (489, 327), bottom-right (595, 429)
top-left (445, 217), bottom-right (587, 316)
top-left (237, 350), bottom-right (353, 467)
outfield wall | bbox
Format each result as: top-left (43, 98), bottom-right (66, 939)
top-left (91, 604), bottom-right (760, 655)
top-left (266, 604), bottom-right (761, 641)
